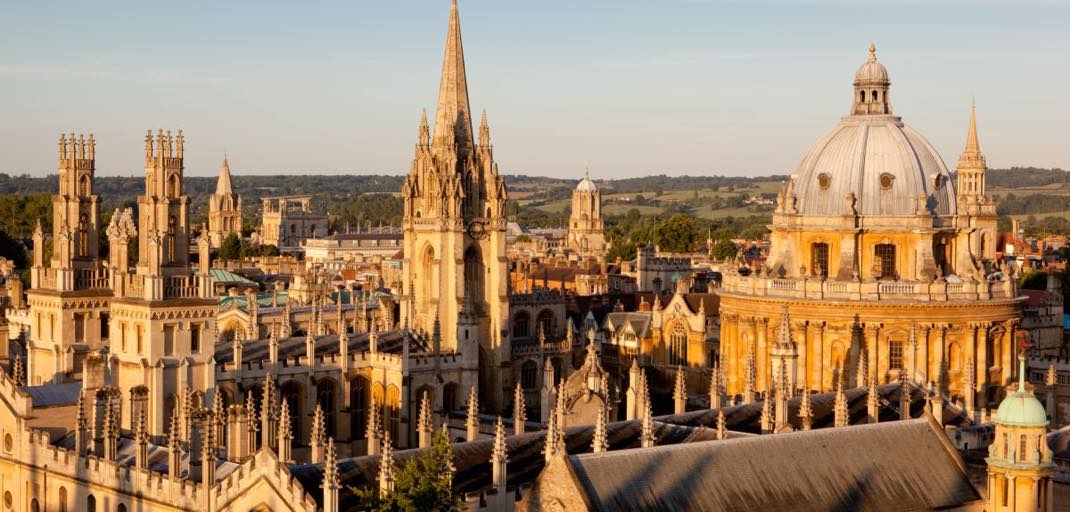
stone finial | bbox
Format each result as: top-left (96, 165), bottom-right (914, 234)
top-left (709, 364), bottom-right (725, 410)
top-left (592, 403), bottom-right (609, 453)
top-left (673, 365), bottom-right (687, 415)
top-left (278, 398), bottom-right (293, 463)
top-left (491, 416), bottom-right (508, 489)
top-left (366, 397), bottom-right (381, 456)
top-left (760, 390), bottom-right (773, 434)
top-left (716, 409), bottom-right (727, 440)
top-left (11, 355), bottom-right (24, 387)
top-left (899, 375), bottom-right (912, 421)
top-left (323, 438), bottom-right (340, 512)
top-left (856, 349), bottom-right (868, 389)
top-left (75, 394), bottom-right (89, 454)
top-left (555, 379), bottom-right (568, 428)
top-left (800, 391), bottom-right (813, 431)
top-left (102, 397), bottom-right (119, 460)
top-left (513, 382), bottom-right (527, 435)
top-left (834, 373), bottom-right (849, 428)
top-left (543, 397), bottom-right (562, 462)
top-left (135, 408), bottom-right (149, 469)
top-left (378, 430), bottom-right (396, 498)
top-left (866, 373), bottom-right (880, 424)
top-left (640, 385), bottom-right (656, 448)
top-left (261, 374), bottom-right (277, 449)
top-left (311, 403), bottom-right (326, 463)
top-left (743, 350), bottom-right (757, 404)
top-left (774, 365), bottom-right (792, 434)
top-left (168, 409), bottom-right (182, 480)
top-left (418, 390), bottom-right (433, 449)
top-left (466, 386), bottom-right (480, 442)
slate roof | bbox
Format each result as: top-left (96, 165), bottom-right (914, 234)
top-left (566, 418), bottom-right (981, 512)
top-left (24, 382), bottom-right (83, 408)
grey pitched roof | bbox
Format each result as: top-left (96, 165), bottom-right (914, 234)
top-left (567, 418), bottom-right (980, 512)
top-left (24, 382), bottom-right (82, 408)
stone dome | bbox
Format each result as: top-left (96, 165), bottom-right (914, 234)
top-left (854, 44), bottom-right (889, 83)
top-left (995, 357), bottom-right (1049, 427)
top-left (789, 45), bottom-right (956, 219)
top-left (576, 173), bottom-right (598, 193)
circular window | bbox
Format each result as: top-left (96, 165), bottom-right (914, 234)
top-left (817, 173), bottom-right (831, 190)
top-left (3, 434), bottom-right (11, 452)
top-left (880, 173), bottom-right (894, 190)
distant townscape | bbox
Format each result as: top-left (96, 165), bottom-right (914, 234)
top-left (0, 1), bottom-right (1067, 512)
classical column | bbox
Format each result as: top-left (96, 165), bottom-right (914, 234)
top-left (1007, 475), bottom-right (1016, 511)
top-left (863, 324), bottom-right (880, 387)
top-left (756, 318), bottom-right (768, 392)
top-left (812, 322), bottom-right (825, 392)
top-left (918, 324), bottom-right (930, 385)
top-left (935, 324), bottom-right (948, 389)
top-left (793, 321), bottom-right (807, 393)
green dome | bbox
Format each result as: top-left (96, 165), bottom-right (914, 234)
top-left (995, 389), bottom-right (1049, 427)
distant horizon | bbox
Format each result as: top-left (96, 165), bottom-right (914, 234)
top-left (2, 1), bottom-right (1067, 179)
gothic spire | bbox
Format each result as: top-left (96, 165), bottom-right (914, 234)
top-left (716, 409), bottom-right (727, 440)
top-left (965, 100), bottom-right (981, 155)
top-left (866, 373), bottom-right (880, 424)
top-left (491, 416), bottom-right (508, 489)
top-left (513, 381), bottom-right (527, 435)
top-left (673, 365), bottom-right (687, 415)
top-left (592, 403), bottom-right (608, 453)
top-left (378, 430), bottom-right (396, 498)
top-left (466, 385), bottom-right (479, 442)
top-left (432, 0), bottom-right (474, 148)
top-left (834, 373), bottom-right (849, 428)
top-left (215, 153), bottom-right (234, 196)
top-left (418, 390), bottom-right (433, 448)
top-left (800, 391), bottom-right (813, 431)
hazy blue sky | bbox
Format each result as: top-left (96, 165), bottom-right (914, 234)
top-left (1, 1), bottom-right (1067, 179)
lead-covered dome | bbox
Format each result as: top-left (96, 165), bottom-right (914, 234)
top-left (790, 45), bottom-right (956, 219)
top-left (576, 172), bottom-right (598, 193)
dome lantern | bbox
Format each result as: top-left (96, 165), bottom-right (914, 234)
top-left (852, 44), bottom-right (892, 116)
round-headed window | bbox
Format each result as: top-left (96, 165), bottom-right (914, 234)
top-left (3, 491), bottom-right (11, 509)
top-left (880, 173), bottom-right (894, 190)
top-left (3, 434), bottom-right (11, 452)
top-left (817, 173), bottom-right (831, 190)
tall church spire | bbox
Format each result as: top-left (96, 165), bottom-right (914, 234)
top-left (216, 153), bottom-right (234, 196)
top-left (964, 100), bottom-right (981, 155)
top-left (433, 0), bottom-right (473, 148)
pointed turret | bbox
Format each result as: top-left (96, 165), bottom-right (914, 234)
top-left (168, 410), bottom-right (182, 479)
top-left (855, 348), bottom-right (868, 390)
top-left (311, 403), bottom-right (326, 463)
top-left (673, 365), bottom-right (687, 414)
top-left (466, 385), bottom-right (480, 442)
top-left (215, 154), bottom-right (234, 196)
top-left (323, 438), bottom-right (340, 512)
top-left (800, 391), bottom-right (813, 431)
top-left (378, 430), bottom-right (396, 498)
top-left (760, 390), bottom-right (773, 434)
top-left (743, 350), bottom-right (757, 404)
top-left (592, 402), bottom-right (609, 453)
top-left (432, 0), bottom-right (474, 149)
top-left (513, 381), bottom-right (527, 435)
top-left (716, 409), bottom-right (727, 440)
top-left (543, 396), bottom-right (562, 462)
top-left (627, 358), bottom-right (641, 420)
top-left (491, 416), bottom-right (508, 490)
top-left (640, 383), bottom-right (656, 448)
top-left (866, 373), bottom-right (880, 424)
top-left (899, 375), bottom-right (912, 421)
top-left (134, 408), bottom-right (149, 468)
top-left (366, 397), bottom-right (381, 456)
top-left (709, 364), bottom-right (726, 410)
top-left (75, 394), bottom-right (89, 454)
top-left (834, 374), bottom-right (849, 428)
top-left (278, 398), bottom-right (293, 463)
top-left (418, 390), bottom-right (433, 448)
top-left (479, 109), bottom-right (491, 147)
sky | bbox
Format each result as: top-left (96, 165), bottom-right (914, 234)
top-left (0, 0), bottom-right (1067, 180)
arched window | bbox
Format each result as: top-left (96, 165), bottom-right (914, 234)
top-left (512, 311), bottom-right (530, 339)
top-left (669, 323), bottom-right (688, 366)
top-left (280, 381), bottom-right (303, 440)
top-left (811, 243), bottom-right (829, 277)
top-left (58, 487), bottom-right (67, 512)
top-left (860, 91), bottom-right (866, 103)
top-left (118, 504), bottom-right (127, 512)
top-left (30, 498), bottom-right (38, 512)
top-left (87, 495), bottom-right (96, 512)
top-left (443, 382), bottom-right (459, 413)
top-left (79, 174), bottom-right (91, 196)
top-left (385, 385), bottom-right (401, 444)
top-left (168, 173), bottom-right (180, 197)
top-left (871, 90), bottom-right (878, 102)
top-left (874, 244), bottom-right (896, 279)
top-left (536, 310), bottom-right (555, 338)
top-left (78, 214), bottom-right (88, 257)
top-left (317, 379), bottom-right (338, 438)
top-left (521, 360), bottom-right (538, 389)
top-left (464, 247), bottom-right (485, 312)
top-left (351, 377), bottom-right (369, 439)
top-left (167, 216), bottom-right (177, 262)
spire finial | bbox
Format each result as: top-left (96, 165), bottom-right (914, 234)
top-left (964, 99), bottom-right (982, 154)
top-left (868, 42), bottom-right (877, 60)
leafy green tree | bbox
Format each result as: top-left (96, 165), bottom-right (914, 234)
top-left (351, 430), bottom-right (462, 511)
top-left (0, 228), bottom-right (27, 269)
top-left (655, 214), bottom-right (701, 253)
top-left (218, 233), bottom-right (241, 261)
top-left (515, 234), bottom-right (531, 243)
top-left (710, 239), bottom-right (737, 261)
top-left (1021, 271), bottom-right (1049, 290)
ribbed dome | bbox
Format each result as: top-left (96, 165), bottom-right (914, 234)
top-left (576, 173), bottom-right (597, 193)
top-left (792, 117), bottom-right (956, 218)
top-left (855, 44), bottom-right (889, 83)
top-left (789, 44), bottom-right (955, 219)
top-left (995, 388), bottom-right (1049, 427)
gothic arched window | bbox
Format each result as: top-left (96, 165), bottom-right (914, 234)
top-left (167, 216), bottom-right (177, 262)
top-left (669, 323), bottom-right (688, 366)
top-left (521, 360), bottom-right (538, 389)
top-left (351, 376), bottom-right (368, 439)
top-left (77, 214), bottom-right (88, 257)
top-left (512, 311), bottom-right (530, 339)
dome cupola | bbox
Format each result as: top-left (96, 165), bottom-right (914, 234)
top-left (576, 171), bottom-right (598, 193)
top-left (852, 44), bottom-right (892, 116)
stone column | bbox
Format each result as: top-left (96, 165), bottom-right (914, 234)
top-left (756, 318), bottom-right (768, 392)
top-left (793, 321), bottom-right (807, 393)
top-left (935, 324), bottom-right (948, 388)
top-left (918, 324), bottom-right (930, 385)
top-left (1007, 475), bottom-right (1016, 510)
top-left (977, 323), bottom-right (990, 402)
top-left (813, 323), bottom-right (825, 392)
